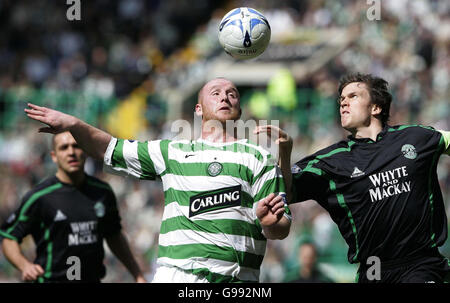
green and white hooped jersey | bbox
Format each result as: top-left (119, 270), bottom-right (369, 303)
top-left (104, 137), bottom-right (289, 282)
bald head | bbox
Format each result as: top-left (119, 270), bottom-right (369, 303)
top-left (195, 78), bottom-right (241, 122)
top-left (198, 78), bottom-right (240, 105)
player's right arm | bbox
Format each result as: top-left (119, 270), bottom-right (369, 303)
top-left (254, 125), bottom-right (293, 202)
top-left (1, 238), bottom-right (44, 281)
top-left (24, 103), bottom-right (111, 160)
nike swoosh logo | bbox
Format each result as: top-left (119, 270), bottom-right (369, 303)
top-left (185, 154), bottom-right (195, 158)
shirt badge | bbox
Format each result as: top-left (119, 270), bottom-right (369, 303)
top-left (207, 162), bottom-right (223, 177)
top-left (94, 202), bottom-right (105, 218)
top-left (401, 144), bottom-right (417, 159)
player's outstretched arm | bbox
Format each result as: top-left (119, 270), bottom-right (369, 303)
top-left (2, 238), bottom-right (44, 282)
top-left (106, 232), bottom-right (147, 283)
top-left (256, 193), bottom-right (291, 240)
top-left (25, 103), bottom-right (111, 160)
top-left (254, 125), bottom-right (293, 202)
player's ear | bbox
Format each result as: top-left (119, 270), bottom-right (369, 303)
top-left (195, 103), bottom-right (203, 117)
top-left (50, 150), bottom-right (57, 164)
top-left (371, 104), bottom-right (382, 116)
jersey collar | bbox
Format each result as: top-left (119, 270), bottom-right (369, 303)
top-left (347, 125), bottom-right (390, 144)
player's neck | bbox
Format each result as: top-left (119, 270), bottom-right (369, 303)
top-left (200, 121), bottom-right (238, 143)
top-left (56, 170), bottom-right (86, 187)
top-left (352, 122), bottom-right (383, 141)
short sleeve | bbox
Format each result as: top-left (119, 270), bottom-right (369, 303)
top-left (0, 193), bottom-right (40, 243)
top-left (252, 153), bottom-right (286, 202)
top-left (290, 160), bottom-right (329, 205)
top-left (103, 137), bottom-right (170, 179)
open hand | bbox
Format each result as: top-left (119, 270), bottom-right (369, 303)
top-left (253, 125), bottom-right (293, 151)
top-left (24, 103), bottom-right (77, 134)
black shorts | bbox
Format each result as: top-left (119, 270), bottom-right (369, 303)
top-left (356, 251), bottom-right (450, 283)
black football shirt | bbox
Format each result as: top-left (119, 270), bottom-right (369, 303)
top-left (291, 125), bottom-right (448, 264)
top-left (0, 175), bottom-right (121, 282)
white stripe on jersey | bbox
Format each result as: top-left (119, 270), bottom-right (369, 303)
top-left (156, 257), bottom-right (260, 282)
top-left (161, 174), bottom-right (253, 197)
top-left (162, 202), bottom-right (257, 224)
top-left (148, 140), bottom-right (166, 174)
top-left (158, 229), bottom-right (266, 256)
top-left (122, 140), bottom-right (142, 178)
top-left (104, 137), bottom-right (117, 166)
top-left (252, 166), bottom-right (284, 197)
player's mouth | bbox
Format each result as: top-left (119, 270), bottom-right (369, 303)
top-left (68, 159), bottom-right (80, 166)
top-left (341, 110), bottom-right (350, 115)
top-left (217, 106), bottom-right (231, 112)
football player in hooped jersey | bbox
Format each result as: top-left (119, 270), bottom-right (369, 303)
top-left (0, 131), bottom-right (146, 282)
top-left (256, 73), bottom-right (450, 283)
top-left (23, 78), bottom-right (292, 283)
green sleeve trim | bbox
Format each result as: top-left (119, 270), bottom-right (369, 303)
top-left (438, 130), bottom-right (450, 155)
top-left (6, 183), bottom-right (62, 235)
top-left (0, 230), bottom-right (18, 241)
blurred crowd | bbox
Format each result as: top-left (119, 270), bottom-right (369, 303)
top-left (0, 0), bottom-right (449, 282)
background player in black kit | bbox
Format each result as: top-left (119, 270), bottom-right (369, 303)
top-left (0, 131), bottom-right (146, 283)
top-left (256, 73), bottom-right (450, 283)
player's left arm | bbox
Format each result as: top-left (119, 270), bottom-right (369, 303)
top-left (105, 232), bottom-right (147, 283)
top-left (256, 193), bottom-right (291, 240)
top-left (438, 130), bottom-right (450, 155)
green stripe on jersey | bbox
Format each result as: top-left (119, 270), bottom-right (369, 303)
top-left (0, 230), bottom-right (17, 241)
top-left (160, 140), bottom-right (170, 174)
top-left (158, 243), bottom-right (264, 270)
top-left (427, 135), bottom-right (446, 248)
top-left (6, 183), bottom-right (62, 234)
top-left (160, 216), bottom-right (266, 241)
top-left (388, 124), bottom-right (434, 132)
top-left (253, 175), bottom-right (285, 202)
top-left (43, 228), bottom-right (53, 279)
top-left (112, 139), bottom-right (127, 169)
top-left (137, 141), bottom-right (157, 179)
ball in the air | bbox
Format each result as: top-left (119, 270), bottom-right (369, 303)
top-left (218, 7), bottom-right (271, 60)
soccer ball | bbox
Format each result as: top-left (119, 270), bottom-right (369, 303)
top-left (218, 7), bottom-right (271, 60)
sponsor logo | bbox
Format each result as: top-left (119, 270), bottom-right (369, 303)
top-left (94, 202), bottom-right (105, 218)
top-left (351, 167), bottom-right (365, 178)
top-left (54, 210), bottom-right (67, 222)
top-left (185, 154), bottom-right (195, 158)
top-left (368, 166), bottom-right (411, 202)
top-left (401, 144), bottom-right (417, 159)
top-left (68, 221), bottom-right (98, 246)
top-left (207, 162), bottom-right (223, 177)
top-left (189, 185), bottom-right (241, 217)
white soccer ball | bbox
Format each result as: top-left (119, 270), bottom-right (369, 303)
top-left (218, 7), bottom-right (271, 60)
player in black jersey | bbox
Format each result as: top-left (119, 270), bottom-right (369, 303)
top-left (0, 131), bottom-right (146, 283)
top-left (256, 73), bottom-right (450, 283)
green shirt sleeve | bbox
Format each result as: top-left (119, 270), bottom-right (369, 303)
top-left (438, 130), bottom-right (450, 155)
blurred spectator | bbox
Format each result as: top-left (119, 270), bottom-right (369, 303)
top-left (284, 240), bottom-right (334, 283)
